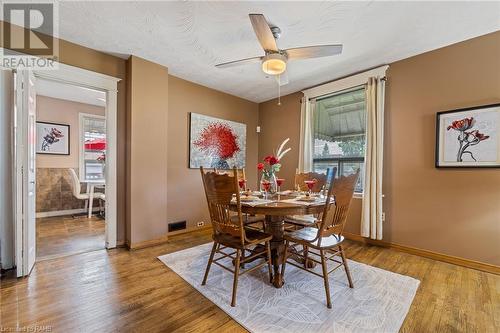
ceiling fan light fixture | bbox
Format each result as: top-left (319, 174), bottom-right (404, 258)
top-left (262, 53), bottom-right (287, 75)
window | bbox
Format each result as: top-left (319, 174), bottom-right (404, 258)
top-left (79, 113), bottom-right (106, 180)
top-left (312, 87), bottom-right (365, 192)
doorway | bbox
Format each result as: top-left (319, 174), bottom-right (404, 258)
top-left (12, 63), bottom-right (119, 276)
top-left (34, 79), bottom-right (107, 260)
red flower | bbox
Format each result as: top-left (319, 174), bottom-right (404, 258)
top-left (269, 156), bottom-right (279, 165)
top-left (467, 130), bottom-right (489, 141)
top-left (447, 117), bottom-right (474, 131)
top-left (257, 163), bottom-right (264, 170)
top-left (264, 155), bottom-right (279, 165)
top-left (194, 122), bottom-right (240, 159)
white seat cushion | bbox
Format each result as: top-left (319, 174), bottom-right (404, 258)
top-left (284, 214), bottom-right (318, 227)
top-left (94, 193), bottom-right (105, 200)
top-left (74, 193), bottom-right (90, 200)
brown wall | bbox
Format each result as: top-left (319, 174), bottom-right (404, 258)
top-left (36, 96), bottom-right (105, 168)
top-left (258, 92), bottom-right (302, 190)
top-left (259, 31), bottom-right (500, 266)
top-left (126, 56), bottom-right (169, 245)
top-left (167, 75), bottom-right (259, 232)
top-left (1, 21), bottom-right (128, 243)
top-left (381, 31), bottom-right (500, 265)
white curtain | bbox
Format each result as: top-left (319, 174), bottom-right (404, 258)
top-left (298, 96), bottom-right (315, 172)
top-left (361, 77), bottom-right (385, 240)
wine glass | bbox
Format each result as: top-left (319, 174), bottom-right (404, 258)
top-left (261, 180), bottom-right (271, 200)
top-left (238, 179), bottom-right (246, 192)
top-left (276, 178), bottom-right (285, 199)
top-left (304, 179), bottom-right (317, 195)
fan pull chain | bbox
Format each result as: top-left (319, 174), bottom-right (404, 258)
top-left (277, 74), bottom-right (281, 106)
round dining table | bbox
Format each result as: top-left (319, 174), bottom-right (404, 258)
top-left (230, 196), bottom-right (327, 288)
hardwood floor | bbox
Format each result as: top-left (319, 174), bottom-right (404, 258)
top-left (36, 215), bottom-right (105, 260)
top-left (1, 229), bottom-right (498, 332)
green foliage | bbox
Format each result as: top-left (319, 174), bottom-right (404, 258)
top-left (322, 143), bottom-right (330, 157)
top-left (338, 137), bottom-right (365, 157)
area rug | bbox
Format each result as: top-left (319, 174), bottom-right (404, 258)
top-left (158, 243), bottom-right (420, 333)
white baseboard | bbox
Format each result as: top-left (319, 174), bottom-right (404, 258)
top-left (36, 207), bottom-right (101, 218)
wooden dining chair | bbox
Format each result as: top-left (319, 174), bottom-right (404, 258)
top-left (200, 167), bottom-right (273, 307)
top-left (285, 168), bottom-right (334, 230)
top-left (214, 167), bottom-right (265, 230)
top-left (281, 169), bottom-right (360, 308)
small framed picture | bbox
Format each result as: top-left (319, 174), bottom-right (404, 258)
top-left (36, 121), bottom-right (70, 155)
top-left (436, 104), bottom-right (500, 168)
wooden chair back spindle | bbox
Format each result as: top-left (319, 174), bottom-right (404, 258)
top-left (200, 167), bottom-right (245, 247)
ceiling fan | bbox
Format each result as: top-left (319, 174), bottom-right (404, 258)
top-left (215, 14), bottom-right (343, 87)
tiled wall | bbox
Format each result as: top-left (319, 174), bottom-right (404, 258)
top-left (36, 168), bottom-right (101, 213)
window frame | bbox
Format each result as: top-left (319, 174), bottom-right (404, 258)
top-left (79, 112), bottom-right (106, 181)
top-left (302, 65), bottom-right (388, 198)
top-left (311, 86), bottom-right (367, 194)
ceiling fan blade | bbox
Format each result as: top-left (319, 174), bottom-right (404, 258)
top-left (215, 56), bottom-right (262, 68)
top-left (285, 45), bottom-right (343, 60)
top-left (249, 14), bottom-right (278, 52)
top-left (275, 72), bottom-right (289, 86)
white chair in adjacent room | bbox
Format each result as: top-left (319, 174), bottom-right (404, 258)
top-left (68, 168), bottom-right (90, 206)
top-left (68, 168), bottom-right (106, 218)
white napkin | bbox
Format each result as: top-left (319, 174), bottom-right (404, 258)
top-left (231, 198), bottom-right (274, 207)
top-left (279, 198), bottom-right (326, 206)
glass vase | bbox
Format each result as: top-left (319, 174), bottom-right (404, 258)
top-left (260, 172), bottom-right (278, 194)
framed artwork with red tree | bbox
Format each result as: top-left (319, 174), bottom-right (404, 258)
top-left (189, 113), bottom-right (246, 169)
top-left (436, 104), bottom-right (500, 168)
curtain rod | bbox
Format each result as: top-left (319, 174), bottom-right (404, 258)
top-left (302, 76), bottom-right (388, 103)
top-left (302, 65), bottom-right (389, 99)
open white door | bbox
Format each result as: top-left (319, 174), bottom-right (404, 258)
top-left (14, 70), bottom-right (37, 277)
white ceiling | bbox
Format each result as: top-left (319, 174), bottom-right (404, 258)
top-left (51, 1), bottom-right (500, 103)
top-left (37, 79), bottom-right (106, 107)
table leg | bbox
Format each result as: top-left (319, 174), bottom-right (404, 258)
top-left (265, 215), bottom-right (285, 288)
top-left (88, 184), bottom-right (95, 218)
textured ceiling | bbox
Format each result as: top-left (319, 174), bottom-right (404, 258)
top-left (52, 1), bottom-right (500, 103)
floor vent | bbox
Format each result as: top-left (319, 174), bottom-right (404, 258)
top-left (168, 221), bottom-right (186, 232)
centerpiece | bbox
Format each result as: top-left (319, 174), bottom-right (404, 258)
top-left (257, 138), bottom-right (291, 194)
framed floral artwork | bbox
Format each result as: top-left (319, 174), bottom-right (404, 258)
top-left (189, 113), bottom-right (246, 169)
top-left (435, 104), bottom-right (500, 168)
top-left (36, 121), bottom-right (70, 155)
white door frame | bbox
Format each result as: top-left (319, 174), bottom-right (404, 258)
top-left (12, 62), bottom-right (120, 276)
top-left (33, 63), bottom-right (120, 250)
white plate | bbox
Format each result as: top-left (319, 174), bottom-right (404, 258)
top-left (296, 196), bottom-right (316, 202)
top-left (240, 196), bottom-right (259, 202)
